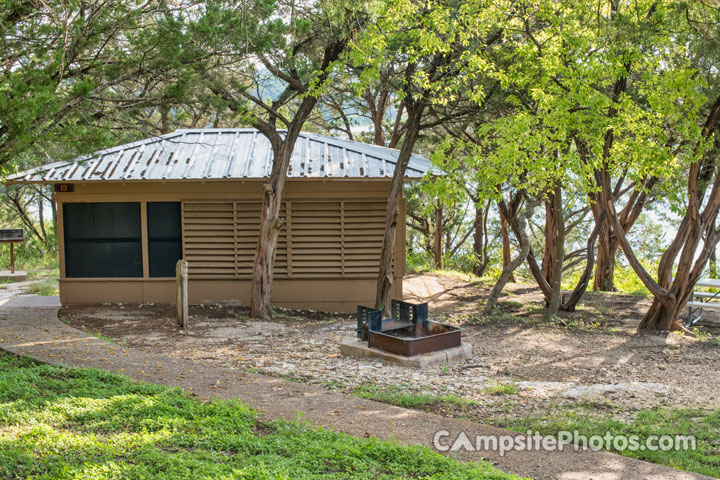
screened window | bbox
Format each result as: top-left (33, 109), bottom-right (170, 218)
top-left (147, 202), bottom-right (182, 277)
top-left (63, 203), bottom-right (142, 278)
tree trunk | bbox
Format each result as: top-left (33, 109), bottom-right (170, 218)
top-left (544, 186), bottom-right (565, 320)
top-left (593, 223), bottom-right (618, 291)
top-left (473, 200), bottom-right (490, 276)
top-left (8, 191), bottom-right (45, 244)
top-left (50, 189), bottom-right (57, 235)
top-left (499, 207), bottom-right (515, 282)
top-left (433, 205), bottom-right (443, 269)
top-left (609, 168), bottom-right (717, 330)
top-left (251, 142), bottom-right (294, 320)
top-left (560, 211), bottom-right (604, 311)
top-left (248, 41), bottom-right (346, 320)
top-left (602, 90), bottom-right (720, 331)
top-left (711, 217), bottom-right (718, 278)
top-left (542, 194), bottom-right (558, 286)
top-left (484, 195), bottom-right (539, 315)
top-left (160, 105), bottom-right (170, 134)
top-left (38, 191), bottom-right (47, 245)
top-left (639, 298), bottom-right (687, 331)
top-left (249, 94), bottom-right (329, 320)
top-left (500, 198), bottom-right (552, 300)
top-left (375, 103), bottom-right (425, 313)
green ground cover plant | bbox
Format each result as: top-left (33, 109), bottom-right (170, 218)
top-left (350, 383), bottom-right (719, 477)
top-left (352, 384), bottom-right (478, 409)
top-left (23, 280), bottom-right (59, 296)
top-left (496, 405), bottom-right (720, 477)
top-left (0, 353), bottom-right (522, 480)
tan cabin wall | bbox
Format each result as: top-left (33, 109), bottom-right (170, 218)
top-left (55, 180), bottom-right (405, 312)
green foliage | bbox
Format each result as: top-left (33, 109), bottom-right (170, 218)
top-left (349, 0), bottom-right (506, 110)
top-left (481, 382), bottom-right (519, 396)
top-left (23, 280), bottom-right (59, 296)
top-left (497, 404), bottom-right (720, 477)
top-left (0, 353), bottom-right (521, 480)
top-left (691, 328), bottom-right (720, 347)
top-left (560, 261), bottom-right (656, 297)
top-left (0, 232), bottom-right (57, 271)
top-left (352, 384), bottom-right (477, 409)
top-left (0, 2), bottom-right (214, 173)
top-left (432, 0), bottom-right (708, 203)
top-left (613, 262), bottom-right (656, 297)
top-left (406, 249), bottom-right (434, 274)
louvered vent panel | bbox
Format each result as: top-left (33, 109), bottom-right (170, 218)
top-left (343, 201), bottom-right (386, 276)
top-left (183, 199), bottom-right (385, 280)
top-left (183, 202), bottom-right (236, 278)
top-left (235, 202), bottom-right (287, 278)
top-left (291, 201), bottom-right (343, 277)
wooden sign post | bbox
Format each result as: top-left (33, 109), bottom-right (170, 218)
top-left (176, 259), bottom-right (189, 328)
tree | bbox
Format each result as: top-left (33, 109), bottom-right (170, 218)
top-left (485, 193), bottom-right (539, 314)
top-left (464, 0), bottom-right (712, 325)
top-left (198, 0), bottom-right (363, 320)
top-left (622, 93), bottom-right (720, 330)
top-left (349, 0), bottom-right (508, 312)
top-left (312, 65), bottom-right (407, 147)
top-left (0, 1), bottom-right (210, 174)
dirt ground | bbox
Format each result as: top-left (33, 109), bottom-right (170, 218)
top-left (62, 273), bottom-right (720, 425)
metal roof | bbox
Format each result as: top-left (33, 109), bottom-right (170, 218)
top-left (6, 128), bottom-right (439, 184)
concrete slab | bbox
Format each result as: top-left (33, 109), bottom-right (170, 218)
top-left (0, 295), bottom-right (60, 308)
top-left (339, 337), bottom-right (472, 367)
top-left (0, 270), bottom-right (27, 282)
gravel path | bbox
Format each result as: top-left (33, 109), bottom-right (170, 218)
top-left (0, 296), bottom-right (713, 480)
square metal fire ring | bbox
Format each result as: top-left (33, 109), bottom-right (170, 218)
top-left (339, 337), bottom-right (472, 368)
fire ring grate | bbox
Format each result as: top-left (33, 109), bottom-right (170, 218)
top-left (356, 300), bottom-right (462, 357)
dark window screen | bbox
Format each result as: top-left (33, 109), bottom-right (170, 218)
top-left (63, 203), bottom-right (142, 277)
top-left (147, 202), bottom-right (182, 277)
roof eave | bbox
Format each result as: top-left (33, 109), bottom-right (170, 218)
top-left (4, 176), bottom-right (428, 186)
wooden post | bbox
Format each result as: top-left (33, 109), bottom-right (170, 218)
top-left (9, 243), bottom-right (14, 274)
top-left (176, 259), bottom-right (188, 328)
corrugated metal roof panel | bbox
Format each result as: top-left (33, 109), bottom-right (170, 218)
top-left (6, 128), bottom-right (440, 184)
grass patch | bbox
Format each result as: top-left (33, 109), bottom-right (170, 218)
top-left (0, 353), bottom-right (522, 479)
top-left (692, 328), bottom-right (720, 347)
top-left (352, 384), bottom-right (477, 409)
top-left (465, 306), bottom-right (609, 333)
top-left (349, 384), bottom-right (719, 476)
top-left (321, 379), bottom-right (346, 390)
top-left (482, 382), bottom-right (519, 396)
top-left (23, 280), bottom-right (59, 296)
top-left (27, 267), bottom-right (60, 279)
top-left (493, 403), bottom-right (720, 477)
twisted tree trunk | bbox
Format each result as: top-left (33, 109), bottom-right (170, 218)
top-left (544, 186), bottom-right (565, 320)
top-left (560, 211), bottom-right (605, 311)
top-left (375, 102), bottom-right (425, 313)
top-left (593, 226), bottom-right (618, 291)
top-left (484, 194), bottom-right (539, 315)
top-left (433, 205), bottom-right (443, 269)
top-left (251, 140), bottom-right (296, 320)
top-left (499, 207), bottom-right (515, 282)
top-left (542, 193), bottom-right (559, 287)
top-left (249, 41), bottom-right (346, 320)
top-left (472, 199), bottom-right (491, 276)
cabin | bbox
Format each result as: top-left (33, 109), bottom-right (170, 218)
top-left (6, 129), bottom-right (436, 312)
